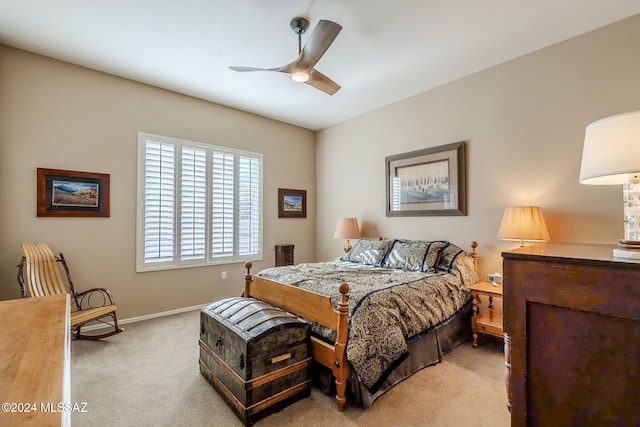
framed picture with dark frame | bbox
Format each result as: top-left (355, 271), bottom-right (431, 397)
top-left (386, 141), bottom-right (467, 216)
top-left (278, 188), bottom-right (306, 218)
top-left (37, 168), bottom-right (110, 217)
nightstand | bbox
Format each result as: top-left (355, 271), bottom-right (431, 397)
top-left (468, 281), bottom-right (503, 347)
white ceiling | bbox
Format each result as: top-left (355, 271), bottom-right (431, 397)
top-left (1, 1), bottom-right (639, 131)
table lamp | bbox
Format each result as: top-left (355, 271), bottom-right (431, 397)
top-left (333, 217), bottom-right (360, 253)
top-left (497, 206), bottom-right (550, 247)
top-left (579, 111), bottom-right (640, 258)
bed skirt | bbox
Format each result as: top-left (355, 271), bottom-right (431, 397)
top-left (312, 300), bottom-right (472, 408)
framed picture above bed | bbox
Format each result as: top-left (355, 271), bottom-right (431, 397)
top-left (278, 188), bottom-right (306, 218)
top-left (386, 141), bottom-right (467, 216)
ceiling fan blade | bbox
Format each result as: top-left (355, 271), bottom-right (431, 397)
top-left (272, 63), bottom-right (296, 74)
top-left (297, 20), bottom-right (342, 70)
top-left (229, 66), bottom-right (278, 72)
top-left (305, 69), bottom-right (341, 95)
top-left (273, 21), bottom-right (341, 74)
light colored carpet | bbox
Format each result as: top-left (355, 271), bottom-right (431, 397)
top-left (70, 310), bottom-right (509, 426)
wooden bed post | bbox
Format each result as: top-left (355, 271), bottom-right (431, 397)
top-left (470, 241), bottom-right (478, 272)
top-left (333, 282), bottom-right (350, 411)
top-left (244, 261), bottom-right (253, 298)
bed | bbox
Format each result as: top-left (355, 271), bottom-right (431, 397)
top-left (242, 239), bottom-right (479, 410)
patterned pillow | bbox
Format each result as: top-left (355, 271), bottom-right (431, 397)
top-left (437, 242), bottom-right (465, 272)
top-left (437, 242), bottom-right (478, 284)
top-left (382, 240), bottom-right (429, 271)
top-left (422, 240), bottom-right (449, 272)
top-left (343, 239), bottom-right (394, 266)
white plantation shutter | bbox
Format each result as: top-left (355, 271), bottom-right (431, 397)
top-left (238, 155), bottom-right (261, 256)
top-left (211, 151), bottom-right (234, 258)
top-left (137, 133), bottom-right (262, 271)
top-left (181, 146), bottom-right (207, 260)
top-left (143, 140), bottom-right (175, 263)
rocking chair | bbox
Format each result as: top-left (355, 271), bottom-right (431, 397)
top-left (17, 242), bottom-right (124, 339)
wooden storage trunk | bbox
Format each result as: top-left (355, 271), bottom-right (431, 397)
top-left (199, 297), bottom-right (311, 426)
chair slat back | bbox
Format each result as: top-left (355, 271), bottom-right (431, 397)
top-left (21, 243), bottom-right (68, 297)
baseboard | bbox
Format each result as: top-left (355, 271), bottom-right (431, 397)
top-left (81, 303), bottom-right (206, 332)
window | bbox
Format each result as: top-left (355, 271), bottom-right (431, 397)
top-left (137, 133), bottom-right (262, 271)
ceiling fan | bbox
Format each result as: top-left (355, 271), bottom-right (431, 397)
top-left (229, 17), bottom-right (343, 95)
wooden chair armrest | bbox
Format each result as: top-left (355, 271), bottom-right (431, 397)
top-left (73, 288), bottom-right (117, 310)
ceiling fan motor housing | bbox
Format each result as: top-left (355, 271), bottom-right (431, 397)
top-left (290, 17), bottom-right (309, 35)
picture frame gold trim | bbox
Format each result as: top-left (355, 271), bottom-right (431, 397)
top-left (386, 141), bottom-right (467, 216)
top-left (37, 168), bottom-right (110, 217)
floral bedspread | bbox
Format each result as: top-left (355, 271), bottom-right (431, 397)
top-left (257, 254), bottom-right (476, 391)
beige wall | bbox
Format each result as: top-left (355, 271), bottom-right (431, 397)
top-left (2, 15), bottom-right (639, 319)
top-left (0, 47), bottom-right (316, 318)
top-left (316, 15), bottom-right (640, 279)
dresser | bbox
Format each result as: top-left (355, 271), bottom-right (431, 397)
top-left (502, 243), bottom-right (640, 427)
top-left (0, 294), bottom-right (71, 426)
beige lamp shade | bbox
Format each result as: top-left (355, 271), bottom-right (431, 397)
top-left (333, 218), bottom-right (361, 239)
top-left (497, 206), bottom-right (550, 246)
top-left (579, 111), bottom-right (640, 185)
top-left (333, 217), bottom-right (360, 253)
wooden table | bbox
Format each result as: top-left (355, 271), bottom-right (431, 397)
top-left (468, 280), bottom-right (503, 347)
top-left (0, 294), bottom-right (71, 427)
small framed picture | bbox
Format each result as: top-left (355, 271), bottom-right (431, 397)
top-left (278, 188), bottom-right (306, 218)
top-left (37, 168), bottom-right (110, 217)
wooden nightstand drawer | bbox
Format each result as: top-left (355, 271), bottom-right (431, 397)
top-left (476, 305), bottom-right (503, 337)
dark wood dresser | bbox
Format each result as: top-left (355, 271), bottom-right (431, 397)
top-left (503, 243), bottom-right (640, 427)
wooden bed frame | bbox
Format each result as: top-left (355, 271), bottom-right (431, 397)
top-left (243, 241), bottom-right (478, 411)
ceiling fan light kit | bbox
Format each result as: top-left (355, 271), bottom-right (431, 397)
top-left (229, 16), bottom-right (342, 95)
top-left (291, 72), bottom-right (309, 83)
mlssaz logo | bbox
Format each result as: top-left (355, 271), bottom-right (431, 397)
top-left (41, 402), bottom-right (89, 413)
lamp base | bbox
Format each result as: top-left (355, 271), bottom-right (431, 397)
top-left (613, 248), bottom-right (640, 259)
top-left (614, 239), bottom-right (640, 259)
top-left (619, 239), bottom-right (640, 250)
top-left (343, 239), bottom-right (352, 253)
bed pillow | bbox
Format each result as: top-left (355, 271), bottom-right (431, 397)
top-left (382, 240), bottom-right (429, 271)
top-left (437, 242), bottom-right (463, 272)
top-left (437, 243), bottom-right (477, 280)
top-left (422, 240), bottom-right (449, 272)
top-left (342, 239), bottom-right (394, 266)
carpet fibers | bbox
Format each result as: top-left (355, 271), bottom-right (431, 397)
top-left (70, 310), bottom-right (509, 426)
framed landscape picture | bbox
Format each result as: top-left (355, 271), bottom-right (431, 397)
top-left (278, 188), bottom-right (306, 218)
top-left (386, 141), bottom-right (466, 216)
top-left (37, 168), bottom-right (110, 217)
